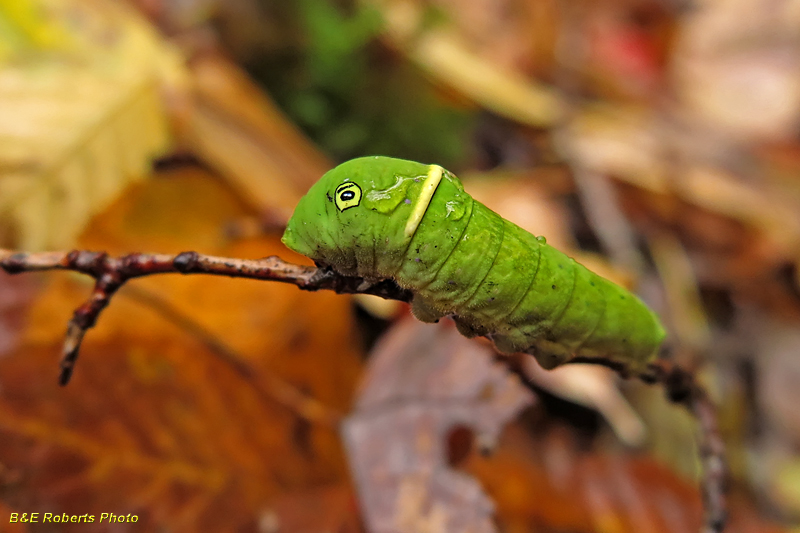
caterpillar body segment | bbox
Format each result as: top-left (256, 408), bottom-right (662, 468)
top-left (458, 217), bottom-right (543, 324)
top-left (282, 156), bottom-right (666, 372)
top-left (414, 201), bottom-right (506, 313)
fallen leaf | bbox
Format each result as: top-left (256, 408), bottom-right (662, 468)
top-left (343, 317), bottom-right (534, 533)
top-left (0, 274), bottom-right (38, 358)
top-left (259, 483), bottom-right (362, 533)
top-left (0, 165), bottom-right (364, 530)
top-left (468, 424), bottom-right (787, 533)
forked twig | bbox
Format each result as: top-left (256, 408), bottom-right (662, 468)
top-left (0, 249), bottom-right (410, 385)
top-left (0, 247), bottom-right (725, 531)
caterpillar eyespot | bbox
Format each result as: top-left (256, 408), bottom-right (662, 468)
top-left (335, 182), bottom-right (362, 211)
top-left (282, 156), bottom-right (666, 372)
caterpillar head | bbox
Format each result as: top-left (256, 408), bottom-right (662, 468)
top-left (282, 156), bottom-right (449, 277)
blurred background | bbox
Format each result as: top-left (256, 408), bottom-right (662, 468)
top-left (1, 0), bottom-right (800, 531)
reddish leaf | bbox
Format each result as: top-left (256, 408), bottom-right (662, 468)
top-left (468, 425), bottom-right (787, 533)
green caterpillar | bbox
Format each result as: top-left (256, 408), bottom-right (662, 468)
top-left (282, 156), bottom-right (666, 372)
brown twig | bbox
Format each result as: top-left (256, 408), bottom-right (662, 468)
top-left (639, 358), bottom-right (727, 533)
top-left (0, 249), bottom-right (411, 386)
top-left (0, 247), bottom-right (725, 531)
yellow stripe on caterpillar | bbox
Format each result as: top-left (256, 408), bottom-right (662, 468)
top-left (404, 164), bottom-right (443, 238)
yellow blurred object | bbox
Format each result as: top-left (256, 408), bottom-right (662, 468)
top-left (352, 293), bottom-right (402, 320)
top-left (0, 0), bottom-right (186, 250)
top-left (0, 0), bottom-right (75, 55)
top-left (773, 459), bottom-right (800, 518)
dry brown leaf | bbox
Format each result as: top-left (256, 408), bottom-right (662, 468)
top-left (343, 317), bottom-right (534, 533)
top-left (0, 501), bottom-right (30, 533)
top-left (468, 424), bottom-right (787, 533)
top-left (565, 104), bottom-right (670, 194)
top-left (0, 274), bottom-right (38, 359)
top-left (259, 484), bottom-right (362, 533)
top-left (0, 165), bottom-right (364, 530)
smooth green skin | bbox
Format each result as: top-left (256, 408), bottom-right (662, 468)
top-left (282, 156), bottom-right (666, 371)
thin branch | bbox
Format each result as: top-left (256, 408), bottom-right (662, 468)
top-left (0, 247), bottom-right (725, 531)
top-left (0, 249), bottom-right (411, 386)
top-left (638, 358), bottom-right (727, 533)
